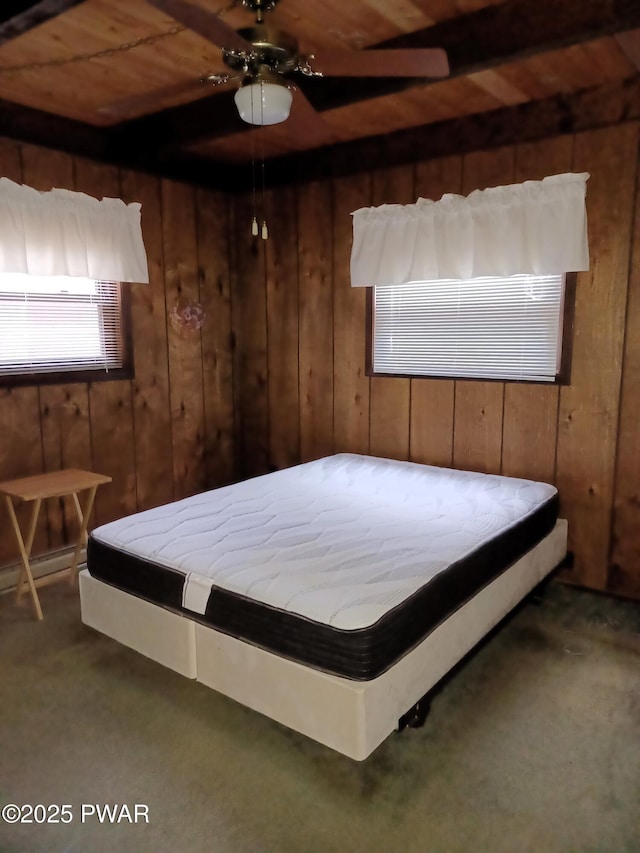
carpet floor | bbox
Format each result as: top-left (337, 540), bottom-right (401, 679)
top-left (0, 580), bottom-right (639, 853)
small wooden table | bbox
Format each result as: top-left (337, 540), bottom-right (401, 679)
top-left (0, 469), bottom-right (112, 621)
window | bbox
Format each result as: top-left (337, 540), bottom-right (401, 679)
top-left (0, 273), bottom-right (132, 386)
top-left (369, 273), bottom-right (574, 383)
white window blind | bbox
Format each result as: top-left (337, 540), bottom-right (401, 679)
top-left (373, 274), bottom-right (565, 382)
top-left (0, 274), bottom-right (124, 377)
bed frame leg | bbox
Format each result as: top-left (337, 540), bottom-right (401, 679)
top-left (397, 693), bottom-right (432, 731)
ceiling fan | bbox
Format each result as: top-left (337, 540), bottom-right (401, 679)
top-left (101, 0), bottom-right (450, 131)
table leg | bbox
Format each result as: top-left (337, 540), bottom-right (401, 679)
top-left (71, 492), bottom-right (87, 543)
top-left (68, 485), bottom-right (98, 585)
top-left (6, 495), bottom-right (43, 621)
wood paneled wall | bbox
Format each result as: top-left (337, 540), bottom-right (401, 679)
top-left (231, 121), bottom-right (640, 600)
top-left (0, 138), bottom-right (234, 566)
top-left (2, 121), bottom-right (639, 602)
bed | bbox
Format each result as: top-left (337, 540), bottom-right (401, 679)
top-left (80, 453), bottom-right (567, 760)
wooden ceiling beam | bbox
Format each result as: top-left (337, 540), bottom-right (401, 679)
top-left (384, 0), bottom-right (638, 62)
top-left (121, 0), bottom-right (640, 149)
top-left (0, 0), bottom-right (87, 46)
top-left (0, 96), bottom-right (108, 159)
top-left (255, 76), bottom-right (640, 191)
top-left (0, 96), bottom-right (246, 190)
top-left (0, 77), bottom-right (637, 190)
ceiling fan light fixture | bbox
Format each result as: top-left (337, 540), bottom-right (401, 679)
top-left (234, 80), bottom-right (293, 125)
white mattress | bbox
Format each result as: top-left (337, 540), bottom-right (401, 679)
top-left (90, 453), bottom-right (557, 631)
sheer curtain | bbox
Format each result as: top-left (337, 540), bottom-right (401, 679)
top-left (350, 172), bottom-right (590, 287)
top-left (0, 178), bottom-right (149, 283)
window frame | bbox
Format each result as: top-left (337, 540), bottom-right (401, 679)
top-left (365, 272), bottom-right (576, 385)
top-left (0, 280), bottom-right (134, 388)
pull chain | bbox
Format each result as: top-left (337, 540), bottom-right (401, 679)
top-left (250, 84), bottom-right (259, 237)
top-left (260, 80), bottom-right (269, 240)
top-left (248, 78), bottom-right (270, 240)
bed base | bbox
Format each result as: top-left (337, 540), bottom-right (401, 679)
top-left (79, 518), bottom-right (567, 761)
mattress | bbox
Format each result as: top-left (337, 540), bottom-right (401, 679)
top-left (87, 453), bottom-right (558, 680)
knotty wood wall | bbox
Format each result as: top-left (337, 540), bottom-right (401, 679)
top-left (231, 120), bottom-right (640, 600)
top-left (0, 137), bottom-right (234, 566)
top-left (2, 121), bottom-right (639, 602)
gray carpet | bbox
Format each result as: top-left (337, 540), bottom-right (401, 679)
top-left (1, 581), bottom-right (639, 853)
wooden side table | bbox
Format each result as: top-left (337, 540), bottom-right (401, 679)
top-left (0, 469), bottom-right (112, 621)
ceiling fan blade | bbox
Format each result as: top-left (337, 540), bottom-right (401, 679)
top-left (284, 88), bottom-right (335, 150)
top-left (310, 47), bottom-right (449, 79)
top-left (98, 75), bottom-right (233, 120)
top-left (146, 0), bottom-right (252, 52)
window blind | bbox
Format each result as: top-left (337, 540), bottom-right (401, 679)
top-left (0, 274), bottom-right (124, 377)
top-left (372, 274), bottom-right (565, 382)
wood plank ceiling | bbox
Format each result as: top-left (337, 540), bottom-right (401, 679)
top-left (0, 0), bottom-right (639, 189)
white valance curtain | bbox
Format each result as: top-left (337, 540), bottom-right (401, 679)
top-left (350, 172), bottom-right (590, 287)
top-left (0, 178), bottom-right (149, 283)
